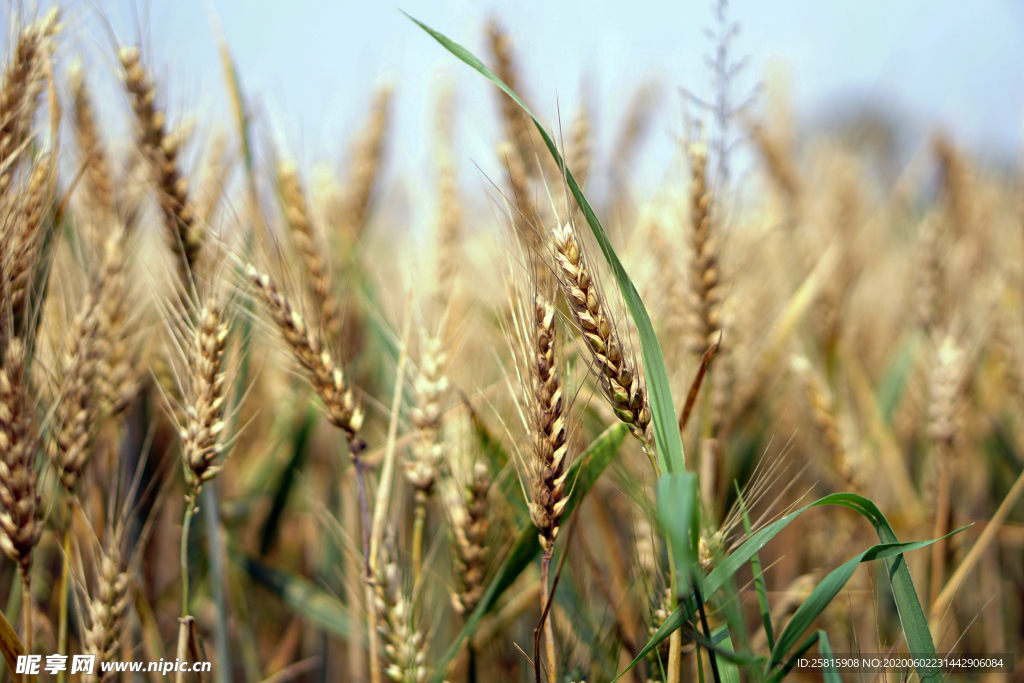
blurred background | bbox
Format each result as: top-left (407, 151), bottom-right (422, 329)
top-left (12, 0), bottom-right (1024, 229)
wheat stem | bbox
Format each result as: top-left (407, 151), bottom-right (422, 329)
top-left (176, 496), bottom-right (197, 683)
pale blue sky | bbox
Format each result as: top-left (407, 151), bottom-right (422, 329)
top-left (17, 1), bottom-right (1024, 215)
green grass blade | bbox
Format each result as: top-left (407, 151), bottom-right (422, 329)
top-left (235, 554), bottom-right (350, 639)
top-left (765, 631), bottom-right (819, 683)
top-left (818, 630), bottom-right (841, 683)
top-left (616, 493), bottom-right (948, 681)
top-left (259, 406), bottom-right (318, 555)
top-left (658, 472), bottom-right (699, 580)
top-left (405, 13), bottom-right (684, 476)
top-left (429, 424), bottom-right (627, 682)
top-left (769, 533), bottom-right (960, 671)
top-left (736, 484), bottom-right (774, 651)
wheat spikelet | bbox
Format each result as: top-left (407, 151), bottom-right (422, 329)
top-left (374, 554), bottom-right (427, 683)
top-left (498, 141), bottom-right (541, 251)
top-left (687, 143), bottom-right (722, 356)
top-left (49, 294), bottom-right (103, 491)
top-left (8, 153), bottom-right (52, 324)
top-left (277, 160), bottom-right (342, 338)
top-left (434, 91), bottom-right (463, 297)
top-left (791, 356), bottom-right (859, 489)
top-left (486, 21), bottom-right (536, 175)
top-left (119, 46), bottom-right (203, 284)
top-left (83, 543), bottom-right (132, 681)
top-left (749, 121), bottom-right (800, 216)
top-left (0, 339), bottom-right (43, 577)
top-left (197, 132), bottom-right (232, 224)
top-left (567, 100), bottom-right (591, 187)
top-left (551, 222), bottom-right (651, 445)
top-left (0, 10), bottom-right (59, 196)
top-left (95, 226), bottom-right (138, 417)
top-left (448, 461), bottom-right (491, 618)
top-left (338, 84), bottom-right (392, 242)
top-left (70, 66), bottom-right (116, 227)
top-left (179, 298), bottom-right (229, 493)
top-left (405, 334), bottom-right (448, 498)
top-left (246, 266), bottom-right (364, 449)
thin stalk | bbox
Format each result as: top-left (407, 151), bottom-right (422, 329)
top-left (411, 497), bottom-right (426, 586)
top-left (932, 465), bottom-right (1024, 621)
top-left (21, 569), bottom-right (31, 658)
top-left (666, 542), bottom-right (681, 683)
top-left (693, 583), bottom-right (720, 683)
top-left (367, 298), bottom-right (413, 683)
top-left (929, 458), bottom-right (951, 608)
top-left (202, 485), bottom-right (232, 683)
top-left (57, 502), bottom-right (71, 683)
top-left (539, 549), bottom-right (556, 683)
top-left (176, 496), bottom-right (197, 683)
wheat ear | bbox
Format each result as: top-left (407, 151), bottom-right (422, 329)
top-left (70, 66), bottom-right (116, 228)
top-left (84, 541), bottom-right (132, 681)
top-left (405, 333), bottom-right (449, 582)
top-left (246, 266), bottom-right (363, 449)
top-left (49, 293), bottom-right (102, 491)
top-left (551, 222), bottom-right (652, 446)
top-left (0, 10), bottom-right (59, 195)
top-left (277, 160), bottom-right (342, 338)
top-left (119, 46), bottom-right (203, 285)
top-left (687, 143), bottom-right (722, 357)
top-left (449, 461), bottom-right (491, 619)
top-left (0, 339), bottom-right (44, 653)
top-left (374, 553), bottom-right (427, 683)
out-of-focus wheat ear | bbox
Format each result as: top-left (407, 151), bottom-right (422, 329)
top-left (0, 338), bottom-right (44, 655)
top-left (373, 552), bottom-right (428, 683)
top-left (83, 541), bottom-right (132, 681)
top-left (118, 46), bottom-right (203, 287)
top-left (932, 133), bottom-right (973, 240)
top-left (96, 225), bottom-right (139, 418)
top-left (405, 333), bottom-right (449, 498)
top-left (791, 356), bottom-right (860, 491)
top-left (49, 293), bottom-right (103, 491)
top-left (0, 10), bottom-right (59, 197)
top-left (497, 141), bottom-right (541, 252)
top-left (916, 216), bottom-right (944, 335)
top-left (567, 100), bottom-right (591, 188)
top-left (927, 335), bottom-right (966, 607)
top-left (748, 120), bottom-right (800, 220)
top-left (550, 222), bottom-right (652, 446)
top-left (70, 64), bottom-right (116, 231)
top-left (245, 265), bottom-right (364, 452)
top-left (179, 297), bottom-right (230, 494)
top-left (686, 142), bottom-right (722, 358)
top-left (277, 160), bottom-right (341, 338)
top-left (449, 461), bottom-right (491, 619)
top-left (339, 84), bottom-right (392, 244)
top-left (197, 132), bottom-right (233, 224)
top-left (434, 88), bottom-right (463, 298)
top-left (486, 20), bottom-right (534, 175)
top-left (8, 152), bottom-right (54, 328)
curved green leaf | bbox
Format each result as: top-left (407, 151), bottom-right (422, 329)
top-left (405, 13), bottom-right (684, 476)
top-left (616, 493), bottom-right (945, 683)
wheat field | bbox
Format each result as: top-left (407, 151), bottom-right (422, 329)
top-left (0, 4), bottom-right (1020, 683)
